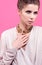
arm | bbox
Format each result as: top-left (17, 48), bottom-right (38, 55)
top-left (0, 32), bottom-right (17, 65)
top-left (0, 48), bottom-right (17, 65)
top-left (0, 31), bottom-right (29, 65)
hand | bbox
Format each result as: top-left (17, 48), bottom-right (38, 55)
top-left (12, 33), bottom-right (29, 49)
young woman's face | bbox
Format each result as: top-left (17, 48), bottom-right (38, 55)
top-left (18, 4), bottom-right (39, 26)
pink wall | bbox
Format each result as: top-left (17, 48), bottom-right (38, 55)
top-left (0, 0), bottom-right (42, 35)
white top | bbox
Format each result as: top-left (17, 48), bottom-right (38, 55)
top-left (0, 26), bottom-right (42, 65)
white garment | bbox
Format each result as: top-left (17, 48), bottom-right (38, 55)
top-left (0, 26), bottom-right (42, 65)
top-left (0, 40), bottom-right (1, 51)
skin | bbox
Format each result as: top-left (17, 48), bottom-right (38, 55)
top-left (12, 4), bottom-right (39, 50)
top-left (18, 4), bottom-right (39, 31)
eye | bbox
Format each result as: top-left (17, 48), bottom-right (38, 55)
top-left (34, 11), bottom-right (38, 14)
top-left (26, 10), bottom-right (32, 14)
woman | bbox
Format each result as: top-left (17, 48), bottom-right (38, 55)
top-left (0, 0), bottom-right (42, 65)
top-left (0, 37), bottom-right (1, 50)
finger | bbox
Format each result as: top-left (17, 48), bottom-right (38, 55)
top-left (22, 40), bottom-right (28, 46)
top-left (20, 38), bottom-right (28, 44)
top-left (19, 34), bottom-right (26, 39)
top-left (22, 35), bottom-right (29, 41)
top-left (23, 38), bottom-right (28, 43)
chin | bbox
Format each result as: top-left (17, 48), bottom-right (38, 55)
top-left (23, 22), bottom-right (33, 27)
top-left (25, 23), bottom-right (32, 26)
top-left (27, 22), bottom-right (33, 26)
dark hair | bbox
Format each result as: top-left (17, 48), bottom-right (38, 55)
top-left (17, 0), bottom-right (40, 10)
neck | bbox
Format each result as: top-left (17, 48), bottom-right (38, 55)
top-left (19, 22), bottom-right (26, 31)
top-left (16, 22), bottom-right (33, 34)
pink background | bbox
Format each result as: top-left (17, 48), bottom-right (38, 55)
top-left (0, 0), bottom-right (42, 35)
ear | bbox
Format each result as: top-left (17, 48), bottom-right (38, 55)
top-left (17, 9), bottom-right (22, 16)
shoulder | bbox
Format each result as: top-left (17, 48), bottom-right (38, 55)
top-left (32, 26), bottom-right (42, 38)
top-left (34, 26), bottom-right (42, 37)
top-left (1, 27), bottom-right (17, 39)
top-left (35, 26), bottom-right (42, 32)
top-left (33, 26), bottom-right (42, 31)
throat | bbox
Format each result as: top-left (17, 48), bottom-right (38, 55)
top-left (16, 24), bottom-right (33, 34)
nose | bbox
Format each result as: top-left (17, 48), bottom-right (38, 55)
top-left (30, 13), bottom-right (34, 20)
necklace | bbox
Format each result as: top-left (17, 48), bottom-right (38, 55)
top-left (16, 24), bottom-right (33, 34)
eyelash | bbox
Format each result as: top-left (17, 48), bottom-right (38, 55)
top-left (26, 11), bottom-right (38, 14)
top-left (26, 11), bottom-right (31, 13)
top-left (34, 12), bottom-right (38, 14)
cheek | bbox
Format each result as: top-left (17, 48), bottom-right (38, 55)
top-left (34, 15), bottom-right (38, 20)
top-left (22, 13), bottom-right (29, 20)
top-left (21, 14), bottom-right (27, 20)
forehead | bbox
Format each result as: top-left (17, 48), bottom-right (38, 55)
top-left (22, 4), bottom-right (39, 11)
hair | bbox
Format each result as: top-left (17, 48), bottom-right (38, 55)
top-left (17, 0), bottom-right (40, 10)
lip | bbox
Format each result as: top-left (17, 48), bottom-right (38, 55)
top-left (29, 21), bottom-right (33, 22)
top-left (29, 21), bottom-right (33, 24)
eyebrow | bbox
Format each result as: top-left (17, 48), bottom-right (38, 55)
top-left (25, 10), bottom-right (38, 13)
top-left (34, 11), bottom-right (38, 14)
top-left (26, 10), bottom-right (32, 12)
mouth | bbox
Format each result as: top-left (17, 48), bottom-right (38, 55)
top-left (24, 21), bottom-right (33, 25)
top-left (28, 21), bottom-right (33, 24)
